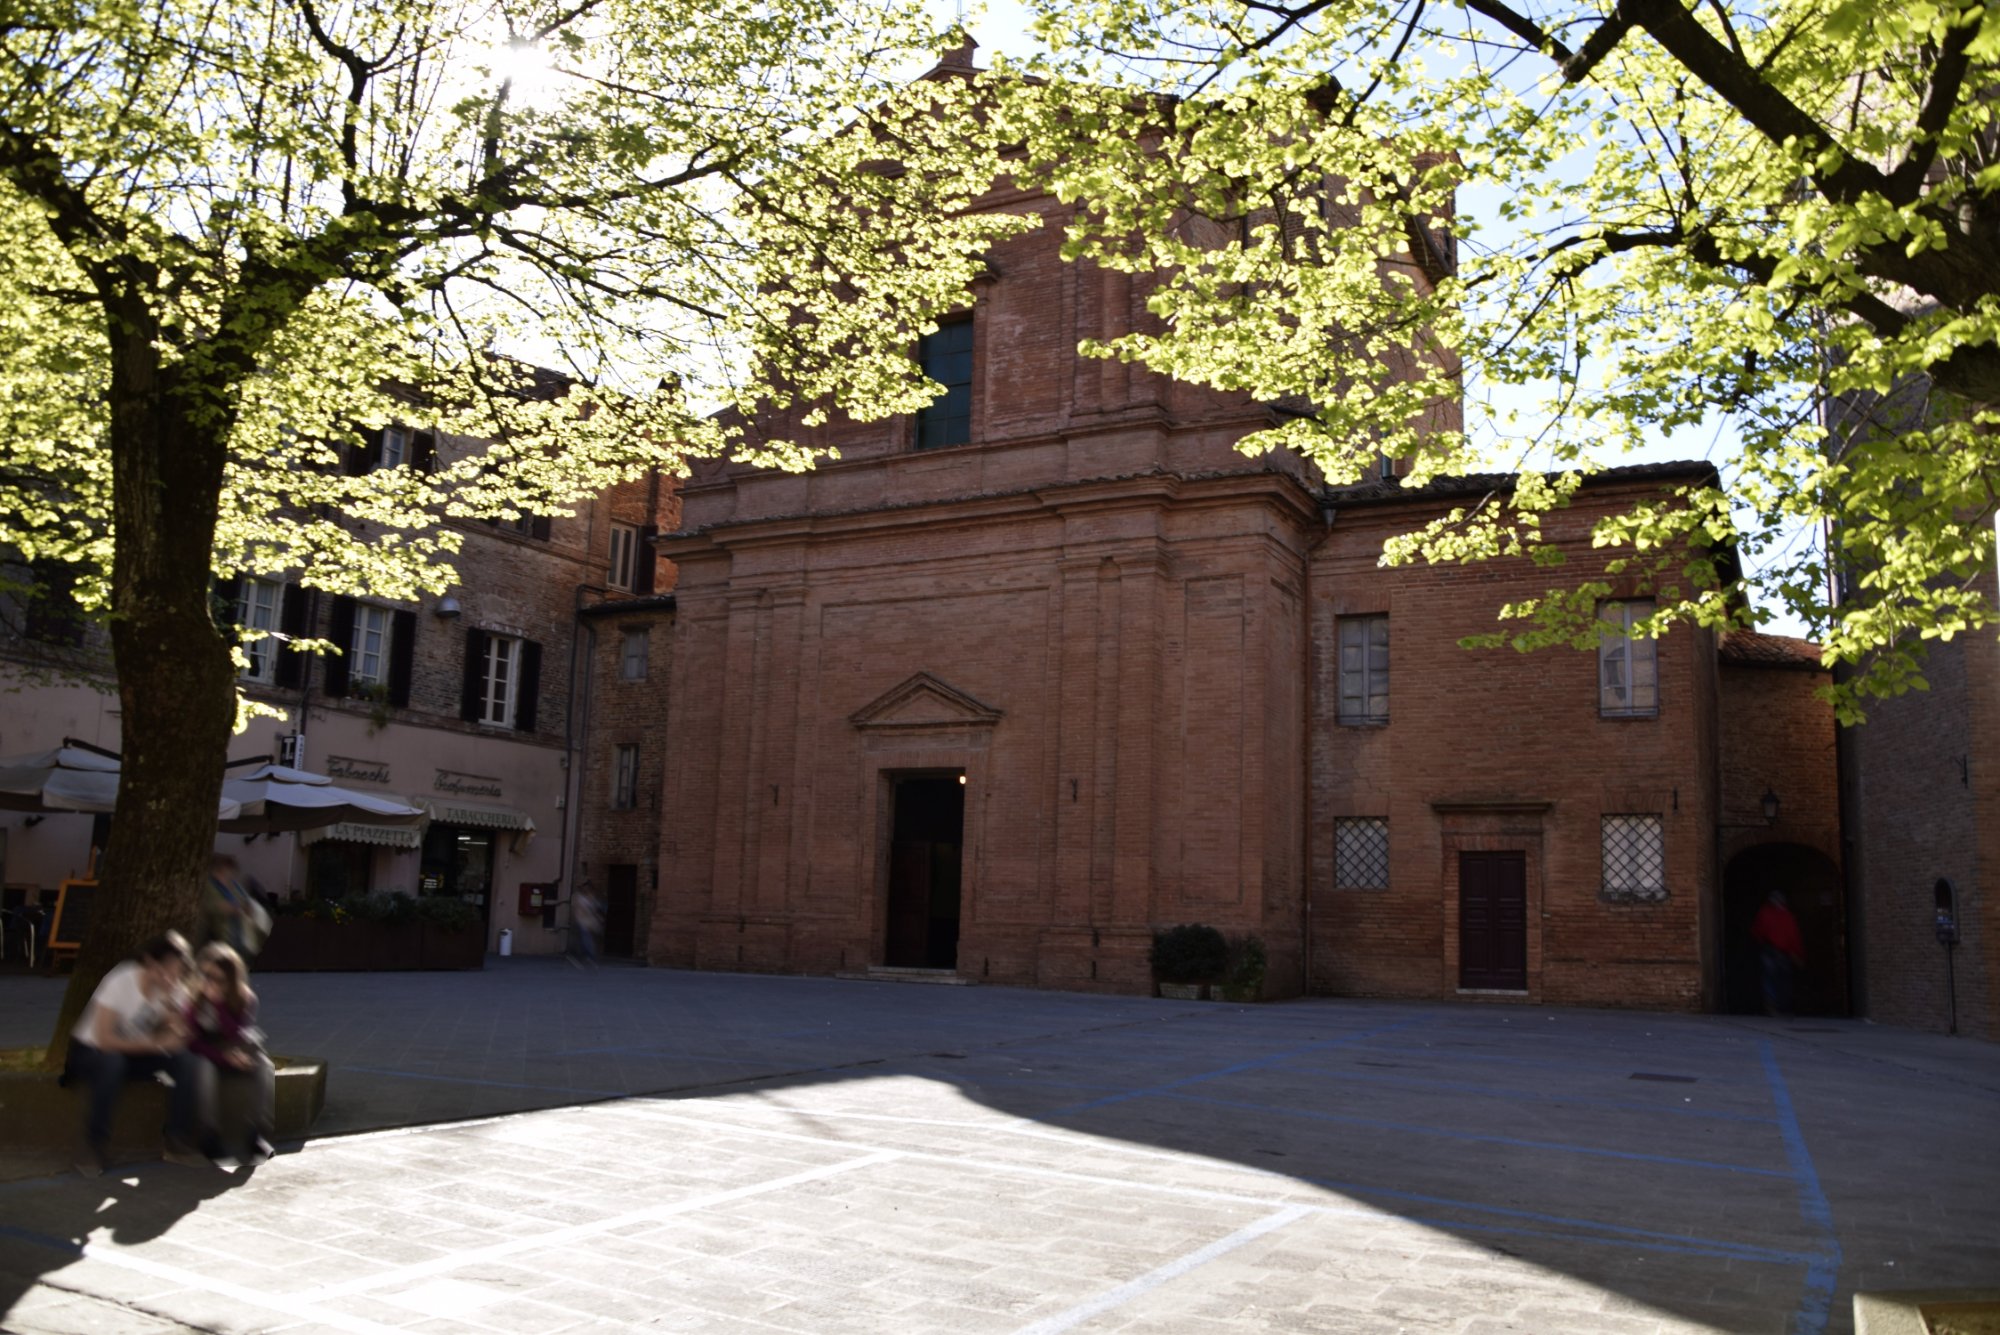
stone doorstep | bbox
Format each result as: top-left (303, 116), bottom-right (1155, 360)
top-left (0, 1061), bottom-right (326, 1157)
top-left (831, 968), bottom-right (977, 986)
top-left (1855, 1290), bottom-right (2000, 1335)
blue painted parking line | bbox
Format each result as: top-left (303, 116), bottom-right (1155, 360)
top-left (1161, 1089), bottom-right (1796, 1178)
top-left (1761, 1040), bottom-right (1843, 1335)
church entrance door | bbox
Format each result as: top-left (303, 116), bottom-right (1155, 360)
top-left (884, 774), bottom-right (964, 969)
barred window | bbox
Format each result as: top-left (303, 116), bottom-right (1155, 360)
top-left (1601, 814), bottom-right (1666, 903)
top-left (1335, 818), bottom-right (1390, 890)
top-left (1599, 600), bottom-right (1659, 717)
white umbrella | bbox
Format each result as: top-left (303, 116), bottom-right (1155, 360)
top-left (0, 745), bottom-right (244, 821)
top-left (219, 764), bottom-right (425, 833)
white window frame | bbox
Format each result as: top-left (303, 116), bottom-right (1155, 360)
top-left (620, 627), bottom-right (649, 681)
top-left (1337, 614), bottom-right (1390, 725)
top-left (1599, 600), bottom-right (1660, 718)
top-left (380, 425), bottom-right (409, 470)
top-left (350, 604), bottom-right (390, 687)
top-left (481, 634), bottom-right (521, 726)
top-left (607, 523), bottom-right (638, 592)
top-left (236, 578), bottom-right (282, 683)
top-left (612, 743), bottom-right (639, 809)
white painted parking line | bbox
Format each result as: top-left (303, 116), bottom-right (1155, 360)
top-left (1012, 1205), bottom-right (1314, 1335)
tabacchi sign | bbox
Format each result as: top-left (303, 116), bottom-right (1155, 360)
top-left (434, 769), bottom-right (503, 798)
top-left (325, 755), bottom-right (390, 784)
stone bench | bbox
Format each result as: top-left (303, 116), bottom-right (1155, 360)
top-left (0, 1059), bottom-right (326, 1159)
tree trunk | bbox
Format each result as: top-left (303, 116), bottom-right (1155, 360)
top-left (42, 322), bottom-right (238, 1068)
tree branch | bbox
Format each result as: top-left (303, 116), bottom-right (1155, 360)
top-left (1884, 16), bottom-right (1978, 204)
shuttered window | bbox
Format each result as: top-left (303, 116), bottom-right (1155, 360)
top-left (1337, 615), bottom-right (1389, 725)
top-left (1599, 600), bottom-right (1659, 717)
top-left (234, 579), bottom-right (283, 683)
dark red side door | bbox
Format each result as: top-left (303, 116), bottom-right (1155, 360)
top-left (1459, 851), bottom-right (1528, 990)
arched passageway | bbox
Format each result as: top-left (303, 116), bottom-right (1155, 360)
top-left (1722, 842), bottom-right (1847, 1015)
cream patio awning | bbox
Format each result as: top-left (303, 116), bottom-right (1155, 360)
top-left (298, 821), bottom-right (425, 849)
top-left (415, 798), bottom-right (536, 833)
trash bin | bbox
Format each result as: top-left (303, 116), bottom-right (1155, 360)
top-left (498, 928), bottom-right (513, 957)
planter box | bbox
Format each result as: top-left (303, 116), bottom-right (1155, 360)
top-left (0, 1059), bottom-right (326, 1157)
top-left (257, 918), bottom-right (485, 972)
top-left (1157, 982), bottom-right (1206, 1000)
top-left (419, 924), bottom-right (485, 970)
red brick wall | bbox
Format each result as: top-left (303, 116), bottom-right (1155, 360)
top-left (640, 181), bottom-right (1795, 1010)
top-left (1305, 489), bottom-right (1721, 1011)
top-left (1844, 604), bottom-right (2000, 1039)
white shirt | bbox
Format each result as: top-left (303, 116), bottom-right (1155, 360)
top-left (72, 961), bottom-right (174, 1046)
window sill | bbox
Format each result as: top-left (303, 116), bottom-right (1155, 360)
top-left (1598, 710), bottom-right (1659, 721)
top-left (1335, 718), bottom-right (1390, 728)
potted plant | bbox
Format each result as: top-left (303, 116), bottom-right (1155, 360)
top-left (1214, 934), bottom-right (1267, 1002)
top-left (1150, 923), bottom-right (1227, 999)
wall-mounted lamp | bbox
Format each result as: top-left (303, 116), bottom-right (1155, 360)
top-left (435, 596), bottom-right (462, 619)
top-left (1319, 501), bottom-right (1338, 529)
top-left (1760, 787), bottom-right (1780, 825)
top-left (23, 815), bottom-right (44, 827)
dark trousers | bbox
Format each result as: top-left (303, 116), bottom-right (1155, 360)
top-left (1760, 947), bottom-right (1797, 1017)
top-left (69, 1042), bottom-right (199, 1153)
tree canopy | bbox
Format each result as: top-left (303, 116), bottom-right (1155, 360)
top-left (992, 0), bottom-right (2000, 717)
top-left (0, 0), bottom-right (1026, 1051)
top-left (1, 0), bottom-right (1023, 614)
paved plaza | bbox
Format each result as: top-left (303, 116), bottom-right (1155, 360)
top-left (1, 962), bottom-right (1996, 1334)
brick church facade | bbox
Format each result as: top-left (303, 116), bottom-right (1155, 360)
top-left (594, 170), bottom-right (1842, 1010)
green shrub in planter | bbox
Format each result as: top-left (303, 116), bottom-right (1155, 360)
top-left (412, 895), bottom-right (481, 932)
top-left (1150, 923), bottom-right (1228, 984)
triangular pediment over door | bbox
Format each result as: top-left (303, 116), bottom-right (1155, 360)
top-left (849, 672), bottom-right (1003, 731)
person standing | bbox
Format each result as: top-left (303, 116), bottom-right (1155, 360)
top-left (201, 854), bottom-right (271, 959)
top-left (569, 881), bottom-right (603, 969)
top-left (185, 942), bottom-right (276, 1167)
top-left (1750, 890), bottom-right (1806, 1018)
top-left (66, 931), bottom-right (202, 1176)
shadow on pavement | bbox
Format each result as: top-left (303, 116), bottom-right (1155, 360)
top-left (4, 963), bottom-right (1998, 1333)
top-left (0, 1157), bottom-right (241, 1321)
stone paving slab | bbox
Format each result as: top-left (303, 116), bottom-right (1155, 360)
top-left (2, 963), bottom-right (1998, 1333)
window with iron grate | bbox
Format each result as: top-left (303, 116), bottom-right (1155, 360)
top-left (1334, 817), bottom-right (1390, 890)
top-left (1601, 814), bottom-right (1666, 903)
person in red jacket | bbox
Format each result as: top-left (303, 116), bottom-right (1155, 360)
top-left (1750, 891), bottom-right (1806, 1017)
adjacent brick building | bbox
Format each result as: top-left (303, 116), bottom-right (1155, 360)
top-left (1837, 595), bottom-right (2000, 1039)
top-left (0, 432), bottom-right (672, 960)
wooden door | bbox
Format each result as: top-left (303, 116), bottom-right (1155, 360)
top-left (1459, 851), bottom-right (1528, 990)
top-left (603, 864), bottom-right (638, 958)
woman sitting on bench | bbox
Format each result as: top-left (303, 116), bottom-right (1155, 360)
top-left (185, 942), bottom-right (275, 1166)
